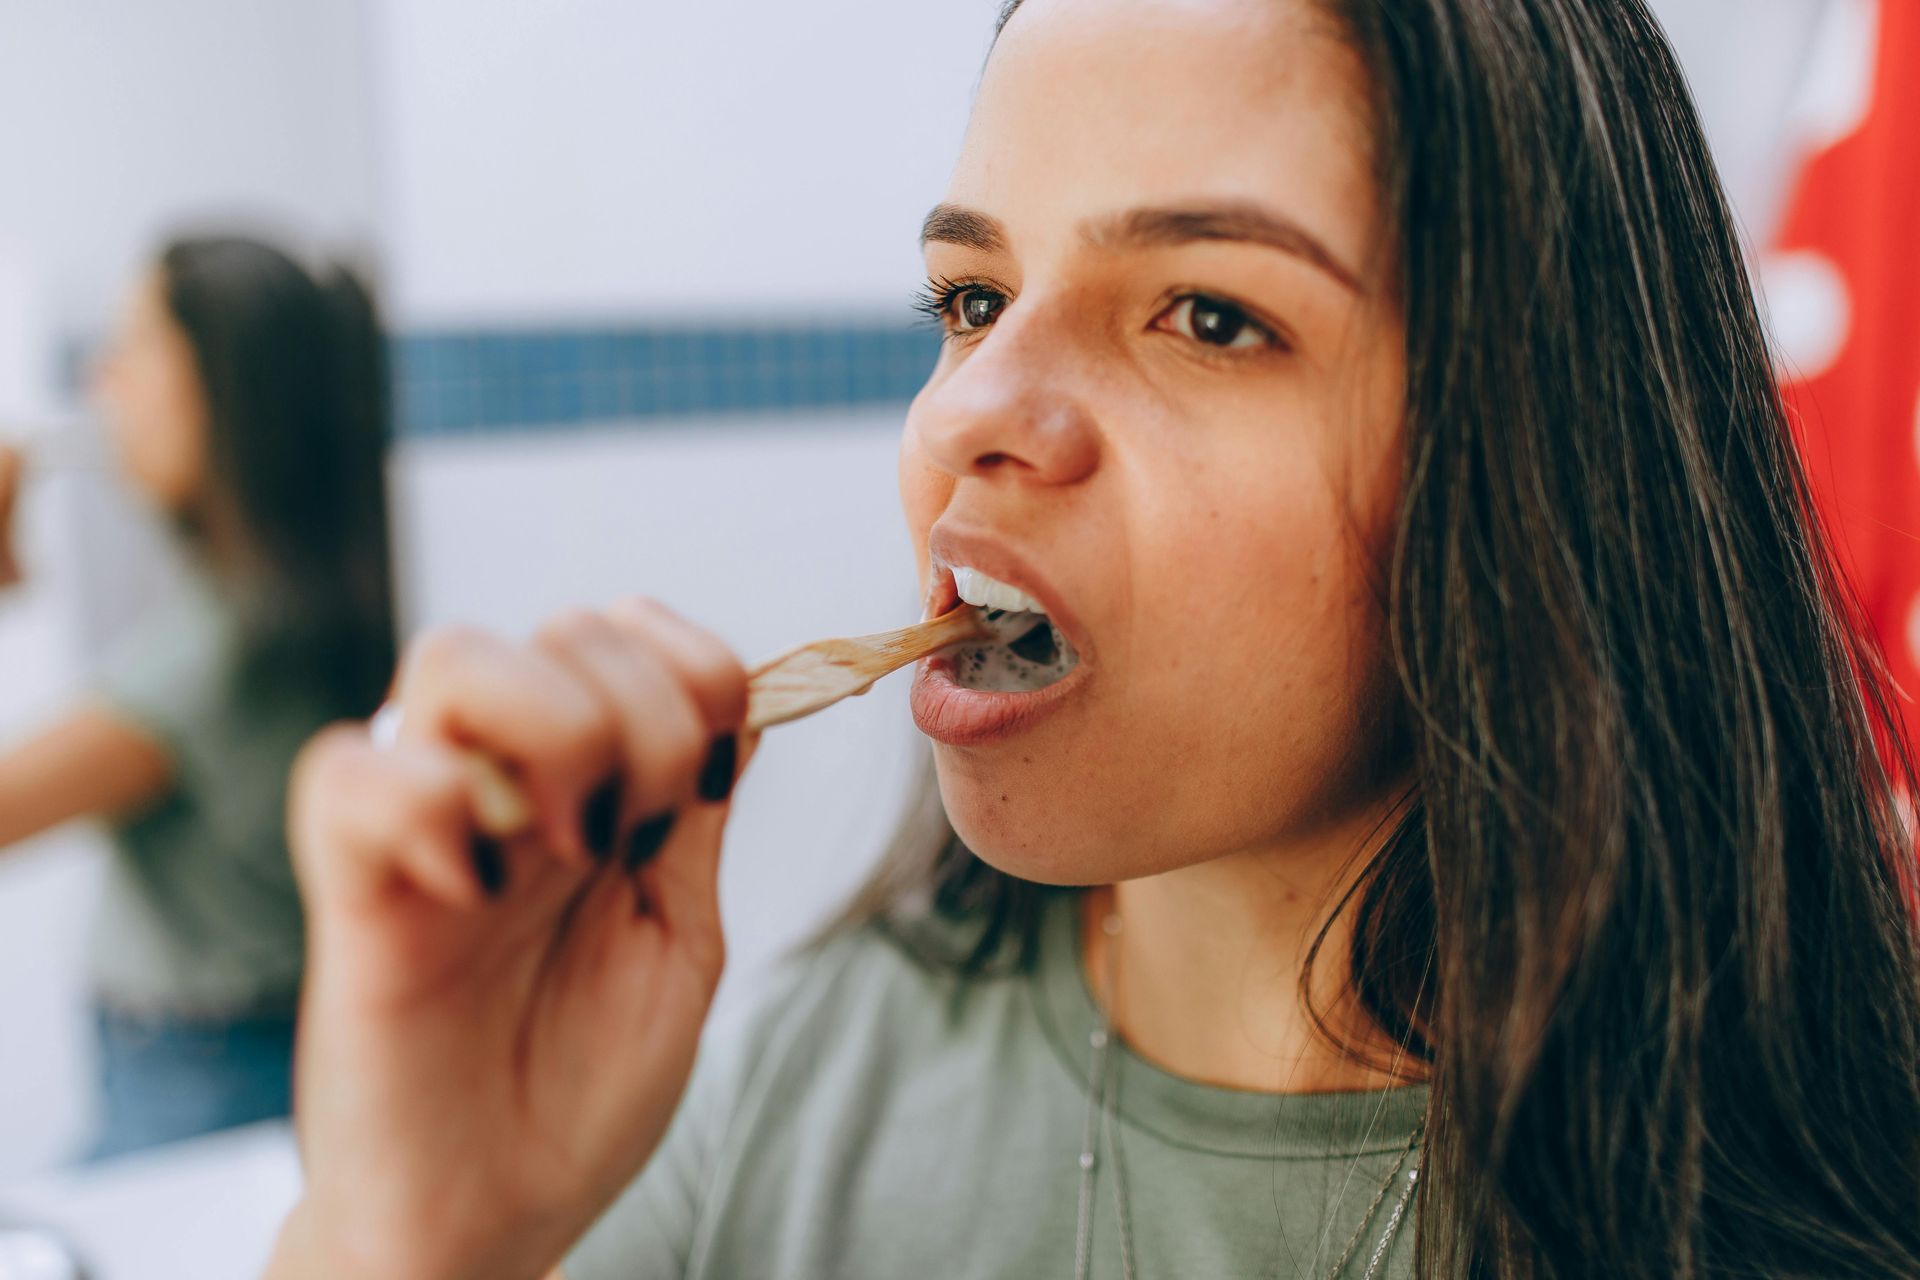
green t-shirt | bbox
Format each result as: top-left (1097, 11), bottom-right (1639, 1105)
top-left (86, 572), bottom-right (333, 1017)
top-left (568, 892), bottom-right (1427, 1279)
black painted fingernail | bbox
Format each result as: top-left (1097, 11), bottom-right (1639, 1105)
top-left (583, 780), bottom-right (622, 862)
top-left (625, 813), bottom-right (676, 870)
top-left (472, 839), bottom-right (508, 898)
top-left (698, 734), bottom-right (738, 803)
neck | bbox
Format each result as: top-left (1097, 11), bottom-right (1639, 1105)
top-left (1083, 800), bottom-right (1425, 1096)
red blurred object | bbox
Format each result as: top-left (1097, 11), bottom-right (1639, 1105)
top-left (1771, 0), bottom-right (1920, 768)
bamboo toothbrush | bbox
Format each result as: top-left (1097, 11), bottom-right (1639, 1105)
top-left (744, 604), bottom-right (989, 729)
top-left (457, 605), bottom-right (991, 837)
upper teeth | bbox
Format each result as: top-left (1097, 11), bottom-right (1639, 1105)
top-left (953, 566), bottom-right (1044, 614)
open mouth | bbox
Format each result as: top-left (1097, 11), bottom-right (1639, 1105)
top-left (941, 566), bottom-right (1082, 693)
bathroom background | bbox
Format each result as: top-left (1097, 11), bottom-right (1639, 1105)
top-left (0, 1), bottom-right (1887, 1275)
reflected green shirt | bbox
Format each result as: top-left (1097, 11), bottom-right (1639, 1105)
top-left (568, 893), bottom-right (1426, 1279)
top-left (87, 572), bottom-right (333, 1016)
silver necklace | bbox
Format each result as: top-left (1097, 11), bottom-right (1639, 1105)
top-left (1072, 909), bottom-right (1422, 1280)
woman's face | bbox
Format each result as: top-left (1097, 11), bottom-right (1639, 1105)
top-left (95, 270), bottom-right (209, 511)
top-left (900, 0), bottom-right (1409, 883)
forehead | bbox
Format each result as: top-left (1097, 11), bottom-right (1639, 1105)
top-left (952, 0), bottom-right (1380, 272)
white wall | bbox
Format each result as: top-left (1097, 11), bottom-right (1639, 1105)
top-left (0, 0), bottom-right (381, 334)
top-left (368, 0), bottom-right (995, 323)
top-left (1648, 0), bottom-right (1830, 244)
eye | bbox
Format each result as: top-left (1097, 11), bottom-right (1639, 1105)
top-left (955, 288), bottom-right (1008, 331)
top-left (912, 277), bottom-right (1009, 338)
top-left (1153, 294), bottom-right (1279, 351)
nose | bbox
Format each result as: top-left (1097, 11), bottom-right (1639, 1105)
top-left (907, 317), bottom-right (1101, 487)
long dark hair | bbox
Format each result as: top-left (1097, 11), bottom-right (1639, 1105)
top-left (159, 235), bottom-right (396, 715)
top-left (842, 1), bottom-right (1920, 1275)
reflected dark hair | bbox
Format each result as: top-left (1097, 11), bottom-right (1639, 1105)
top-left (845, 0), bottom-right (1920, 1275)
top-left (159, 235), bottom-right (396, 715)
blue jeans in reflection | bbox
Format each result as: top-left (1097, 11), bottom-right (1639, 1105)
top-left (84, 1003), bottom-right (296, 1162)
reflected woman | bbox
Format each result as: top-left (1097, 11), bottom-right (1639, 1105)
top-left (0, 236), bottom-right (394, 1159)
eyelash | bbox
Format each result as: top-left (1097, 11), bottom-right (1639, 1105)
top-left (911, 276), bottom-right (1291, 357)
top-left (910, 275), bottom-right (986, 339)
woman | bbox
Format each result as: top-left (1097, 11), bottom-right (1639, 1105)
top-left (0, 236), bottom-right (394, 1159)
top-left (265, 0), bottom-right (1920, 1276)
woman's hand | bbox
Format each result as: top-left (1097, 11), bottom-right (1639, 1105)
top-left (267, 600), bottom-right (754, 1280)
top-left (0, 444), bottom-right (24, 587)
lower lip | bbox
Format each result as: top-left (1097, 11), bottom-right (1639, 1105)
top-left (909, 652), bottom-right (1090, 746)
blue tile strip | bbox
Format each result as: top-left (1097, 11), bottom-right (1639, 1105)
top-left (60, 319), bottom-right (941, 438)
top-left (390, 321), bottom-right (942, 438)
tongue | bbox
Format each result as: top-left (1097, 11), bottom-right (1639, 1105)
top-left (1006, 620), bottom-right (1060, 666)
top-left (951, 608), bottom-right (1079, 693)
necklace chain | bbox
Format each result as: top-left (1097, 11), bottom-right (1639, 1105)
top-left (1072, 909), bottom-right (1421, 1280)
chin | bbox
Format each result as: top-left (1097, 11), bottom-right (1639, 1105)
top-left (962, 835), bottom-right (1104, 888)
top-left (934, 762), bottom-right (1128, 887)
top-left (935, 772), bottom-right (1060, 879)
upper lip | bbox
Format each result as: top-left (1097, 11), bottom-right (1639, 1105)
top-left (926, 524), bottom-right (1094, 665)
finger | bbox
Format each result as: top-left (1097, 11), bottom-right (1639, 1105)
top-left (736, 728), bottom-right (763, 773)
top-left (706, 729), bottom-right (756, 809)
top-left (575, 728), bottom-right (758, 932)
top-left (290, 726), bottom-right (488, 911)
top-left (613, 724), bottom-right (761, 881)
top-left (631, 727), bottom-right (757, 920)
top-left (533, 610), bottom-right (711, 838)
top-left (603, 601), bottom-right (753, 808)
top-left (394, 625), bottom-right (618, 864)
top-left (603, 599), bottom-right (750, 736)
top-left (566, 796), bottom-right (728, 990)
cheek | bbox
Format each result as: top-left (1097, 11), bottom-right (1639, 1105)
top-left (1110, 450), bottom-right (1402, 847)
top-left (157, 365), bottom-right (209, 488)
top-left (1161, 485), bottom-right (1381, 723)
top-left (114, 371), bottom-right (206, 504)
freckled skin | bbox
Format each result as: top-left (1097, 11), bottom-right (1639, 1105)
top-left (899, 0), bottom-right (1408, 885)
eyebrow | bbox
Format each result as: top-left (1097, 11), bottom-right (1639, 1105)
top-left (919, 200), bottom-right (1363, 295)
top-left (919, 204), bottom-right (1008, 254)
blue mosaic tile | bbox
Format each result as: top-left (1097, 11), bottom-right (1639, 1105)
top-left (58, 319), bottom-right (945, 439)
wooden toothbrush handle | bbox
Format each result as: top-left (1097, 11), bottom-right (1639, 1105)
top-left (744, 606), bottom-right (987, 731)
top-left (455, 607), bottom-right (987, 838)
